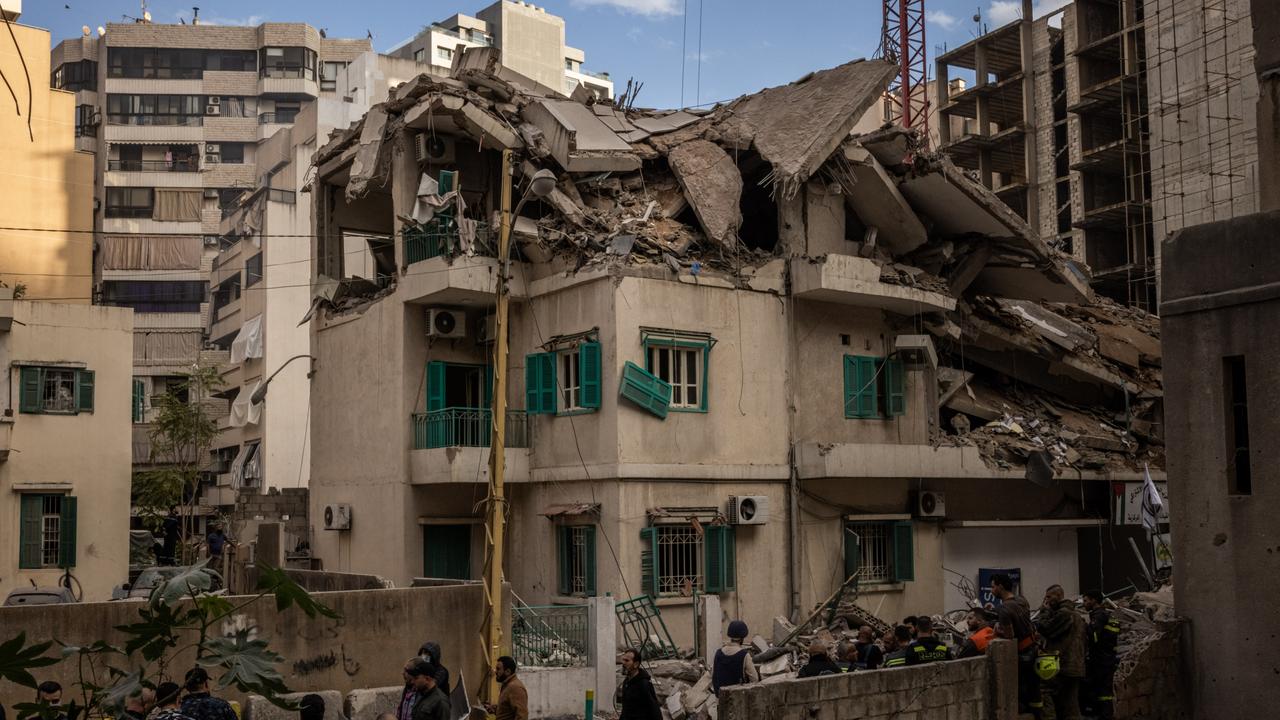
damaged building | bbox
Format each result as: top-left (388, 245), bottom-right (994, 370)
top-left (304, 45), bottom-right (1166, 643)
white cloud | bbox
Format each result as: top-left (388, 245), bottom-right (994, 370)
top-left (569, 0), bottom-right (680, 16)
top-left (926, 10), bottom-right (960, 30)
top-left (988, 0), bottom-right (1071, 24)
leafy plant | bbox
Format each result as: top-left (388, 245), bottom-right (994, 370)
top-left (1, 563), bottom-right (339, 718)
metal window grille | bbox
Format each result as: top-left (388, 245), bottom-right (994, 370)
top-left (41, 495), bottom-right (63, 567)
top-left (657, 525), bottom-right (703, 595)
top-left (569, 526), bottom-right (589, 594)
top-left (41, 370), bottom-right (77, 413)
top-left (848, 521), bottom-right (893, 583)
top-left (511, 604), bottom-right (589, 667)
top-left (646, 346), bottom-right (701, 408)
top-left (560, 350), bottom-right (581, 410)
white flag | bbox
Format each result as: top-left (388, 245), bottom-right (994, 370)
top-left (1140, 464), bottom-right (1164, 531)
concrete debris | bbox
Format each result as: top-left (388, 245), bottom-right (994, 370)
top-left (667, 140), bottom-right (742, 249)
top-left (771, 616), bottom-right (796, 646)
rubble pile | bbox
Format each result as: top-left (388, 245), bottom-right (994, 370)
top-left (309, 44), bottom-right (1164, 475)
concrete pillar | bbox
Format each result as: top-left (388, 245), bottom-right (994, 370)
top-left (389, 128), bottom-right (418, 271)
top-left (700, 594), bottom-right (722, 669)
top-left (257, 522), bottom-right (284, 568)
top-left (587, 596), bottom-right (617, 713)
top-left (1020, 0), bottom-right (1040, 227)
top-left (986, 639), bottom-right (1018, 720)
top-left (936, 61), bottom-right (951, 146)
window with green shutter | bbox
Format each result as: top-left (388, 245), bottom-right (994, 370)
top-left (620, 362), bottom-right (671, 419)
top-left (639, 526), bottom-right (660, 597)
top-left (426, 361), bottom-right (447, 412)
top-left (525, 352), bottom-right (557, 414)
top-left (76, 370), bottom-right (95, 413)
top-left (18, 366), bottom-right (93, 415)
top-left (885, 359), bottom-right (905, 417)
top-left (556, 525), bottom-right (597, 596)
top-left (844, 519), bottom-right (913, 585)
top-left (17, 494), bottom-right (76, 569)
top-left (18, 494), bottom-right (43, 569)
top-left (704, 525), bottom-right (736, 593)
top-left (59, 497), bottom-right (79, 567)
top-left (132, 378), bottom-right (145, 423)
top-left (19, 367), bottom-right (42, 413)
top-left (843, 356), bottom-right (906, 419)
top-left (578, 341), bottom-right (602, 410)
top-left (892, 520), bottom-right (914, 582)
top-left (843, 524), bottom-right (861, 583)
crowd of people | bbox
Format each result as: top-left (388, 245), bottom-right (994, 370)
top-left (618, 577), bottom-right (1121, 720)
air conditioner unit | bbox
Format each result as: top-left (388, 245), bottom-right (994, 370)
top-left (206, 143), bottom-right (221, 153)
top-left (478, 314), bottom-right (497, 344)
top-left (913, 491), bottom-right (946, 519)
top-left (727, 496), bottom-right (770, 525)
top-left (425, 308), bottom-right (466, 339)
top-left (202, 188), bottom-right (219, 199)
top-left (205, 104), bottom-right (220, 116)
top-left (207, 96), bottom-right (221, 106)
top-left (414, 132), bottom-right (455, 164)
top-left (204, 154), bottom-right (220, 165)
top-left (322, 503), bottom-right (352, 531)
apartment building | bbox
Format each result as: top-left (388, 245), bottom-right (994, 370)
top-left (388, 0), bottom-right (613, 100)
top-left (1, 3), bottom-right (134, 602)
top-left (303, 55), bottom-right (1163, 644)
top-left (50, 20), bottom-right (370, 506)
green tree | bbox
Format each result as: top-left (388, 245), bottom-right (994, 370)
top-left (1, 563), bottom-right (338, 719)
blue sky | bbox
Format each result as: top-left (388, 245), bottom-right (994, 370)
top-left (25, 0), bottom-right (1070, 108)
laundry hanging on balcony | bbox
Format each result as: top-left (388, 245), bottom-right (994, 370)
top-left (229, 314), bottom-right (264, 364)
top-left (229, 380), bottom-right (262, 427)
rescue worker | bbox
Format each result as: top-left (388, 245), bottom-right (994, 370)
top-left (957, 609), bottom-right (998, 659)
top-left (883, 625), bottom-right (914, 668)
top-left (904, 616), bottom-right (953, 665)
top-left (991, 572), bottom-right (1040, 718)
top-left (711, 620), bottom-right (759, 694)
top-left (1036, 585), bottom-right (1086, 720)
top-left (1081, 590), bottom-right (1119, 719)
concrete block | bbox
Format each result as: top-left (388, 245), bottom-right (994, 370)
top-left (247, 691), bottom-right (345, 720)
top-left (667, 692), bottom-right (688, 720)
top-left (772, 616), bottom-right (796, 646)
top-left (682, 674), bottom-right (713, 713)
top-left (344, 687), bottom-right (402, 720)
top-left (818, 673), bottom-right (855, 701)
top-left (836, 699), bottom-right (867, 720)
top-left (784, 678), bottom-right (822, 704)
top-left (752, 635), bottom-right (771, 654)
top-left (923, 684), bottom-right (957, 708)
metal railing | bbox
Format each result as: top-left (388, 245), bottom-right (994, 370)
top-left (108, 159), bottom-right (199, 172)
top-left (260, 66), bottom-right (316, 80)
top-left (512, 604), bottom-right (589, 667)
top-left (411, 407), bottom-right (529, 449)
top-left (258, 112), bottom-right (298, 125)
top-left (404, 219), bottom-right (493, 265)
top-left (431, 25), bottom-right (493, 47)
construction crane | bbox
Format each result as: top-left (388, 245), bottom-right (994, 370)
top-left (880, 0), bottom-right (930, 148)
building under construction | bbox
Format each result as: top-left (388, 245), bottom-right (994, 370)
top-left (933, 0), bottom-right (1259, 312)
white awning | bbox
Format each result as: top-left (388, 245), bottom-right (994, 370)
top-left (229, 314), bottom-right (263, 364)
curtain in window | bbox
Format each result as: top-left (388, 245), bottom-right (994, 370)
top-left (101, 234), bottom-right (203, 270)
top-left (153, 189), bottom-right (202, 221)
top-left (133, 331), bottom-right (201, 364)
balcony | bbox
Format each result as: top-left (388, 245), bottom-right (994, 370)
top-left (790, 254), bottom-right (956, 315)
top-left (404, 218), bottom-right (493, 265)
top-left (258, 112), bottom-right (299, 125)
top-left (410, 408), bottom-right (530, 485)
top-left (108, 159), bottom-right (199, 172)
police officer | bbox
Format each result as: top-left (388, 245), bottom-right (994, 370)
top-left (1082, 590), bottom-right (1120, 719)
top-left (904, 617), bottom-right (953, 665)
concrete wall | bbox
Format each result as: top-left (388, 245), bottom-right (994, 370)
top-left (1161, 210), bottom-right (1280, 718)
top-left (941, 526), bottom-right (1080, 610)
top-left (478, 1), bottom-right (566, 92)
top-left (0, 22), bottom-right (94, 304)
top-left (720, 641), bottom-right (1018, 720)
top-left (0, 584), bottom-right (502, 708)
top-left (0, 302), bottom-right (134, 601)
top-left (1113, 622), bottom-right (1187, 720)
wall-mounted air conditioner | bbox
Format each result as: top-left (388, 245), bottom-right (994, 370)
top-left (425, 308), bottom-right (466, 339)
top-left (323, 503), bottom-right (352, 531)
top-left (727, 496), bottom-right (770, 525)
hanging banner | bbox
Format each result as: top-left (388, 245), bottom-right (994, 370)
top-left (1115, 481), bottom-right (1170, 526)
top-left (978, 567), bottom-right (1022, 608)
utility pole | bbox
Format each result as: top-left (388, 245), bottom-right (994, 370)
top-left (481, 148), bottom-right (514, 704)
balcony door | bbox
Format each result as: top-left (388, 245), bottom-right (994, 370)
top-left (423, 523), bottom-right (472, 580)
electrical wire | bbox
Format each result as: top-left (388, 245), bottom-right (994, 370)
top-left (0, 10), bottom-right (33, 141)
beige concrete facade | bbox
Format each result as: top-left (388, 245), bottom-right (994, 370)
top-left (0, 21), bottom-right (94, 304)
top-left (0, 301), bottom-right (134, 602)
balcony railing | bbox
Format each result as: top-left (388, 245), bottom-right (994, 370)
top-left (411, 407), bottom-right (529, 450)
top-left (108, 159), bottom-right (199, 172)
top-left (404, 218), bottom-right (493, 265)
top-left (512, 604), bottom-right (589, 668)
top-left (258, 112), bottom-right (298, 125)
top-left (260, 66), bottom-right (316, 80)
top-left (431, 25), bottom-right (493, 47)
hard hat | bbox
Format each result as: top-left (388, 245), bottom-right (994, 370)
top-left (1035, 653), bottom-right (1061, 681)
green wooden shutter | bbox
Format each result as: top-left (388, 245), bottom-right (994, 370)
top-left (556, 526), bottom-right (571, 595)
top-left (579, 341), bottom-right (602, 409)
top-left (705, 525), bottom-right (725, 593)
top-left (855, 356), bottom-right (879, 418)
top-left (842, 356), bottom-right (856, 419)
top-left (526, 353), bottom-right (556, 415)
top-left (132, 378), bottom-right (145, 423)
top-left (426, 361), bottom-right (446, 411)
top-left (619, 362), bottom-right (671, 419)
top-left (640, 526), bottom-right (660, 598)
top-left (892, 520), bottom-right (915, 582)
top-left (19, 367), bottom-right (42, 413)
top-left (59, 496), bottom-right (78, 568)
top-left (843, 523), bottom-right (861, 582)
top-left (885, 359), bottom-right (906, 417)
top-left (584, 525), bottom-right (597, 596)
top-left (723, 527), bottom-right (736, 591)
top-left (76, 370), bottom-right (95, 413)
top-left (484, 365), bottom-right (494, 408)
top-left (18, 495), bottom-right (43, 569)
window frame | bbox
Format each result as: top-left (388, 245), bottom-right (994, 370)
top-left (556, 524), bottom-right (597, 597)
top-left (245, 253), bottom-right (264, 287)
top-left (104, 187), bottom-right (154, 218)
top-left (19, 494), bottom-right (78, 569)
top-left (107, 48), bottom-right (204, 79)
top-left (218, 142), bottom-right (246, 164)
top-left (259, 47), bottom-right (317, 80)
top-left (101, 280), bottom-right (206, 313)
top-left (843, 355), bottom-right (906, 420)
top-left (320, 61), bottom-right (346, 91)
top-left (639, 522), bottom-right (735, 597)
top-left (52, 60), bottom-right (98, 91)
top-left (843, 518), bottom-right (914, 585)
top-left (643, 338), bottom-right (709, 413)
top-left (436, 46), bottom-right (454, 62)
top-left (106, 94), bottom-right (204, 127)
top-left (19, 366), bottom-right (95, 415)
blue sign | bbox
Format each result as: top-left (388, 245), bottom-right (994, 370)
top-left (978, 567), bottom-right (1021, 608)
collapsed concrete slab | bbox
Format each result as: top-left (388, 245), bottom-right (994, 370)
top-left (667, 139), bottom-right (742, 248)
top-left (835, 143), bottom-right (927, 254)
top-left (789, 254), bottom-right (956, 315)
top-left (345, 104), bottom-right (390, 201)
top-left (523, 99), bottom-right (642, 172)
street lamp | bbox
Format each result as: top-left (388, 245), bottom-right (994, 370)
top-left (250, 354), bottom-right (316, 405)
top-left (481, 158), bottom-right (555, 703)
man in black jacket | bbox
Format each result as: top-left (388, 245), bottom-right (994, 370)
top-left (618, 648), bottom-right (661, 720)
top-left (406, 659), bottom-right (450, 720)
top-left (797, 642), bottom-right (842, 678)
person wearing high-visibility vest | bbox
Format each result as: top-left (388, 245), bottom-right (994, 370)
top-left (882, 625), bottom-right (913, 668)
top-left (1082, 590), bottom-right (1121, 719)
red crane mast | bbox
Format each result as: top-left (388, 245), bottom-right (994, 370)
top-left (881, 0), bottom-right (930, 147)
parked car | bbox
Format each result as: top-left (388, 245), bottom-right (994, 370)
top-left (114, 566), bottom-right (225, 601)
top-left (4, 587), bottom-right (77, 606)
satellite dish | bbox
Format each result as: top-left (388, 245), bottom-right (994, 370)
top-left (97, 26), bottom-right (106, 37)
top-left (81, 25), bottom-right (91, 36)
top-left (143, 10), bottom-right (152, 22)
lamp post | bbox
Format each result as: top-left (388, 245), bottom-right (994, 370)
top-left (250, 354), bottom-right (316, 405)
top-left (481, 157), bottom-right (555, 703)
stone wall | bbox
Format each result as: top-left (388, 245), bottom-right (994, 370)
top-left (1114, 623), bottom-right (1188, 720)
top-left (719, 641), bottom-right (1019, 720)
top-left (236, 486), bottom-right (310, 539)
top-left (0, 585), bottom-right (505, 708)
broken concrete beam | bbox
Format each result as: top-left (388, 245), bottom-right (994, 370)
top-left (681, 675), bottom-right (712, 713)
top-left (1078, 433), bottom-right (1130, 452)
top-left (666, 693), bottom-right (687, 720)
top-left (996, 298), bottom-right (1097, 352)
top-left (1098, 334), bottom-right (1142, 369)
top-left (751, 635), bottom-right (770, 654)
top-left (667, 139), bottom-right (742, 249)
top-left (772, 616), bottom-right (797, 646)
top-left (522, 99), bottom-right (642, 173)
top-left (839, 143), bottom-right (927, 255)
top-left (1095, 322), bottom-right (1162, 365)
top-left (757, 655), bottom-right (792, 677)
top-left (345, 104), bottom-right (390, 202)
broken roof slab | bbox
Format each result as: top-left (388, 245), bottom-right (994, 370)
top-left (838, 144), bottom-right (928, 254)
top-left (667, 139), bottom-right (742, 249)
top-left (709, 59), bottom-right (897, 196)
top-left (790, 254), bottom-right (956, 315)
top-left (402, 95), bottom-right (523, 151)
top-left (523, 99), bottom-right (642, 173)
top-left (400, 255), bottom-right (528, 307)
